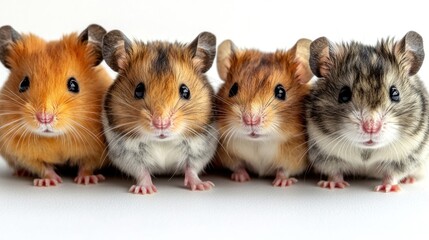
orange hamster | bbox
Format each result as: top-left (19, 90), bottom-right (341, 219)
top-left (0, 24), bottom-right (112, 186)
top-left (215, 39), bottom-right (313, 186)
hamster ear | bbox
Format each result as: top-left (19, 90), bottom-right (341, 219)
top-left (291, 38), bottom-right (313, 84)
top-left (0, 25), bottom-right (21, 69)
top-left (309, 37), bottom-right (332, 78)
top-left (217, 40), bottom-right (237, 81)
top-left (188, 32), bottom-right (216, 73)
top-left (394, 31), bottom-right (424, 76)
top-left (102, 30), bottom-right (132, 72)
top-left (79, 24), bottom-right (107, 66)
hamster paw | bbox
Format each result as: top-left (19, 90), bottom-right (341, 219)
top-left (374, 184), bottom-right (401, 193)
top-left (272, 177), bottom-right (298, 187)
top-left (33, 176), bottom-right (63, 187)
top-left (317, 180), bottom-right (350, 189)
top-left (185, 180), bottom-right (215, 191)
top-left (231, 168), bottom-right (251, 182)
top-left (74, 174), bottom-right (105, 185)
top-left (400, 177), bottom-right (416, 184)
top-left (129, 184), bottom-right (158, 195)
top-left (33, 170), bottom-right (63, 187)
top-left (184, 175), bottom-right (214, 191)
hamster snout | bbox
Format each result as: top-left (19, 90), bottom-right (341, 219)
top-left (242, 113), bottom-right (261, 127)
top-left (35, 112), bottom-right (54, 124)
top-left (362, 119), bottom-right (382, 134)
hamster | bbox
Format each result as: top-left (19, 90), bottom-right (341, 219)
top-left (102, 30), bottom-right (218, 194)
top-left (215, 39), bottom-right (313, 186)
top-left (306, 31), bottom-right (427, 192)
top-left (0, 24), bottom-right (112, 186)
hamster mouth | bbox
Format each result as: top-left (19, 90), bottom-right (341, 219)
top-left (245, 131), bottom-right (264, 139)
top-left (249, 132), bottom-right (260, 138)
top-left (158, 134), bottom-right (168, 139)
top-left (362, 140), bottom-right (377, 147)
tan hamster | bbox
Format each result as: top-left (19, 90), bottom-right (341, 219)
top-left (215, 39), bottom-right (313, 186)
top-left (0, 24), bottom-right (112, 186)
top-left (102, 30), bottom-right (218, 194)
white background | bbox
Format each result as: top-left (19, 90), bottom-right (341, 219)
top-left (0, 0), bottom-right (428, 239)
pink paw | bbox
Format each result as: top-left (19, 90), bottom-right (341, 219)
top-left (74, 174), bottom-right (105, 185)
top-left (184, 176), bottom-right (214, 191)
top-left (186, 180), bottom-right (215, 191)
top-left (129, 184), bottom-right (158, 195)
top-left (231, 169), bottom-right (251, 182)
top-left (33, 176), bottom-right (63, 187)
top-left (318, 180), bottom-right (350, 189)
top-left (272, 177), bottom-right (298, 187)
top-left (400, 177), bottom-right (416, 184)
top-left (374, 184), bottom-right (401, 193)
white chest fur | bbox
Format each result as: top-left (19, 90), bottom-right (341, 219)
top-left (230, 137), bottom-right (279, 176)
top-left (124, 138), bottom-right (187, 174)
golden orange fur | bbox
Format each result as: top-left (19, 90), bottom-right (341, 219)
top-left (0, 29), bottom-right (112, 184)
top-left (104, 41), bottom-right (213, 139)
top-left (215, 39), bottom-right (313, 183)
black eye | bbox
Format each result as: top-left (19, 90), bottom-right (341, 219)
top-left (19, 76), bottom-right (30, 93)
top-left (229, 82), bottom-right (238, 97)
top-left (134, 82), bottom-right (145, 99)
top-left (390, 86), bottom-right (400, 102)
top-left (180, 84), bottom-right (190, 100)
top-left (67, 77), bottom-right (79, 93)
top-left (338, 86), bottom-right (352, 103)
top-left (274, 84), bottom-right (286, 100)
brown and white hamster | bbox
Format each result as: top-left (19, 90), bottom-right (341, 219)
top-left (102, 30), bottom-right (218, 194)
top-left (0, 24), bottom-right (112, 186)
top-left (215, 39), bottom-right (313, 186)
top-left (307, 31), bottom-right (427, 192)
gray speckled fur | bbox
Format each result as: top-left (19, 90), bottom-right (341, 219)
top-left (306, 33), bottom-right (428, 183)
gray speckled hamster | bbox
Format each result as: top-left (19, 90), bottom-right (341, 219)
top-left (306, 31), bottom-right (427, 192)
top-left (102, 30), bottom-right (218, 194)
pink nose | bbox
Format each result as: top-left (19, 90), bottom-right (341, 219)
top-left (362, 119), bottom-right (382, 134)
top-left (36, 112), bottom-right (54, 124)
top-left (243, 114), bottom-right (261, 126)
top-left (152, 117), bottom-right (171, 130)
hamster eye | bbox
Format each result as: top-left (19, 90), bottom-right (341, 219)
top-left (134, 83), bottom-right (145, 99)
top-left (274, 84), bottom-right (286, 100)
top-left (390, 86), bottom-right (400, 102)
top-left (19, 76), bottom-right (30, 93)
top-left (229, 83), bottom-right (239, 97)
top-left (179, 84), bottom-right (191, 100)
top-left (67, 77), bottom-right (79, 93)
top-left (338, 86), bottom-right (352, 103)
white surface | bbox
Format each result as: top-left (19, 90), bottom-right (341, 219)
top-left (1, 0), bottom-right (429, 239)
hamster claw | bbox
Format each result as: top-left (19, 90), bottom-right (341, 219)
top-left (374, 184), bottom-right (401, 193)
top-left (74, 174), bottom-right (105, 185)
top-left (317, 180), bottom-right (350, 189)
top-left (400, 177), bottom-right (416, 184)
top-left (185, 180), bottom-right (215, 191)
top-left (33, 178), bottom-right (62, 187)
top-left (129, 184), bottom-right (158, 195)
top-left (231, 168), bottom-right (251, 182)
top-left (272, 177), bottom-right (298, 187)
